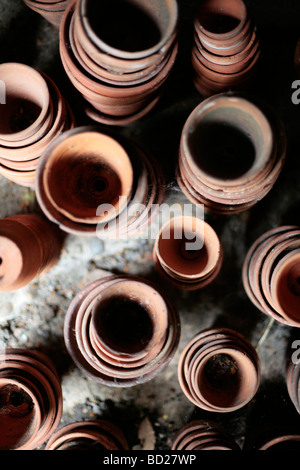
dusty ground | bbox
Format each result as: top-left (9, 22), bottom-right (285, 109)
top-left (1, 0), bottom-right (300, 451)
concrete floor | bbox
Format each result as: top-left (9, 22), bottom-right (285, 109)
top-left (1, 0), bottom-right (300, 451)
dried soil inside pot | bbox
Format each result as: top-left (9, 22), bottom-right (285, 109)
top-left (0, 384), bottom-right (37, 450)
top-left (92, 295), bottom-right (154, 355)
top-left (85, 0), bottom-right (161, 53)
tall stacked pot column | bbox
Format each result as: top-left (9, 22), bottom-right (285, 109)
top-left (0, 63), bottom-right (75, 187)
top-left (192, 0), bottom-right (260, 97)
top-left (177, 93), bottom-right (286, 214)
top-left (59, 0), bottom-right (179, 125)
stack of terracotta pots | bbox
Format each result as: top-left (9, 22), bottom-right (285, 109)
top-left (177, 93), bottom-right (286, 214)
top-left (23, 0), bottom-right (71, 29)
top-left (0, 349), bottom-right (62, 450)
top-left (45, 420), bottom-right (129, 450)
top-left (258, 435), bottom-right (300, 450)
top-left (59, 0), bottom-right (178, 125)
top-left (64, 274), bottom-right (180, 387)
top-left (243, 226), bottom-right (300, 328)
top-left (286, 359), bottom-right (300, 414)
top-left (178, 328), bottom-right (260, 413)
top-left (0, 213), bottom-right (64, 291)
top-left (35, 126), bottom-right (165, 237)
top-left (0, 63), bottom-right (75, 188)
top-left (153, 216), bottom-right (223, 290)
top-left (192, 0), bottom-right (260, 97)
top-left (171, 420), bottom-right (240, 450)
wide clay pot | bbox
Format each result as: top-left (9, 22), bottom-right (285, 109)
top-left (171, 420), bottom-right (240, 450)
top-left (153, 215), bottom-right (223, 290)
top-left (0, 63), bottom-right (75, 187)
top-left (178, 327), bottom-right (260, 413)
top-left (23, 0), bottom-right (71, 29)
top-left (0, 348), bottom-right (62, 450)
top-left (0, 213), bottom-right (64, 291)
top-left (64, 274), bottom-right (181, 387)
top-left (58, 0), bottom-right (178, 125)
top-left (35, 126), bottom-right (165, 237)
top-left (177, 93), bottom-right (286, 214)
top-left (45, 420), bottom-right (129, 450)
top-left (242, 226), bottom-right (300, 327)
top-left (192, 0), bottom-right (260, 97)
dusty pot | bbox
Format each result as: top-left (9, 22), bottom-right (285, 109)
top-left (177, 93), bottom-right (286, 214)
top-left (0, 63), bottom-right (75, 187)
top-left (64, 274), bottom-right (181, 387)
top-left (36, 126), bottom-right (165, 237)
top-left (23, 0), bottom-right (71, 29)
top-left (0, 213), bottom-right (64, 291)
top-left (45, 419), bottom-right (129, 450)
top-left (178, 327), bottom-right (260, 412)
top-left (171, 420), bottom-right (240, 450)
top-left (59, 0), bottom-right (178, 125)
top-left (192, 0), bottom-right (260, 97)
top-left (0, 348), bottom-right (62, 450)
top-left (153, 216), bottom-right (223, 290)
top-left (242, 226), bottom-right (300, 327)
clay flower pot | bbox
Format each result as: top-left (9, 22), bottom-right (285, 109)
top-left (23, 0), bottom-right (71, 29)
top-left (64, 274), bottom-right (181, 387)
top-left (153, 216), bottom-right (223, 290)
top-left (0, 348), bottom-right (62, 450)
top-left (243, 226), bottom-right (300, 327)
top-left (35, 126), bottom-right (165, 237)
top-left (59, 0), bottom-right (178, 125)
top-left (0, 213), bottom-right (64, 291)
top-left (0, 63), bottom-right (75, 187)
top-left (192, 0), bottom-right (260, 97)
top-left (171, 420), bottom-right (240, 450)
top-left (45, 420), bottom-right (129, 450)
top-left (177, 93), bottom-right (286, 214)
top-left (286, 359), bottom-right (300, 414)
top-left (178, 327), bottom-right (260, 412)
top-left (258, 435), bottom-right (300, 450)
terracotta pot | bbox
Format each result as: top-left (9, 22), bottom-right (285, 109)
top-left (177, 93), bottom-right (286, 214)
top-left (0, 213), bottom-right (64, 291)
top-left (64, 274), bottom-right (180, 387)
top-left (243, 226), bottom-right (300, 327)
top-left (36, 126), bottom-right (165, 237)
top-left (258, 435), bottom-right (300, 450)
top-left (178, 327), bottom-right (260, 412)
top-left (171, 420), bottom-right (240, 450)
top-left (0, 348), bottom-right (62, 450)
top-left (192, 0), bottom-right (260, 96)
top-left (286, 359), bottom-right (300, 414)
top-left (58, 0), bottom-right (178, 125)
top-left (153, 216), bottom-right (223, 290)
top-left (45, 419), bottom-right (129, 450)
top-left (23, 0), bottom-right (71, 29)
top-left (0, 63), bottom-right (75, 187)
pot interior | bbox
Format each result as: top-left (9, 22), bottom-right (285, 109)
top-left (197, 0), bottom-right (245, 35)
top-left (274, 255), bottom-right (300, 324)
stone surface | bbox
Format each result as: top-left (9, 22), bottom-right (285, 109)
top-left (0, 0), bottom-right (300, 451)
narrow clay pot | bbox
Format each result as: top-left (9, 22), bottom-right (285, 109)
top-left (58, 0), bottom-right (178, 125)
top-left (0, 348), bottom-right (62, 450)
top-left (242, 226), bottom-right (300, 327)
top-left (23, 0), bottom-right (71, 29)
top-left (177, 93), bottom-right (286, 214)
top-left (178, 328), bottom-right (260, 413)
top-left (192, 0), bottom-right (260, 97)
top-left (36, 126), bottom-right (165, 237)
top-left (153, 216), bottom-right (223, 290)
top-left (0, 63), bottom-right (75, 187)
top-left (0, 213), bottom-right (64, 291)
top-left (64, 274), bottom-right (180, 387)
top-left (45, 420), bottom-right (129, 450)
top-left (171, 420), bottom-right (240, 450)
